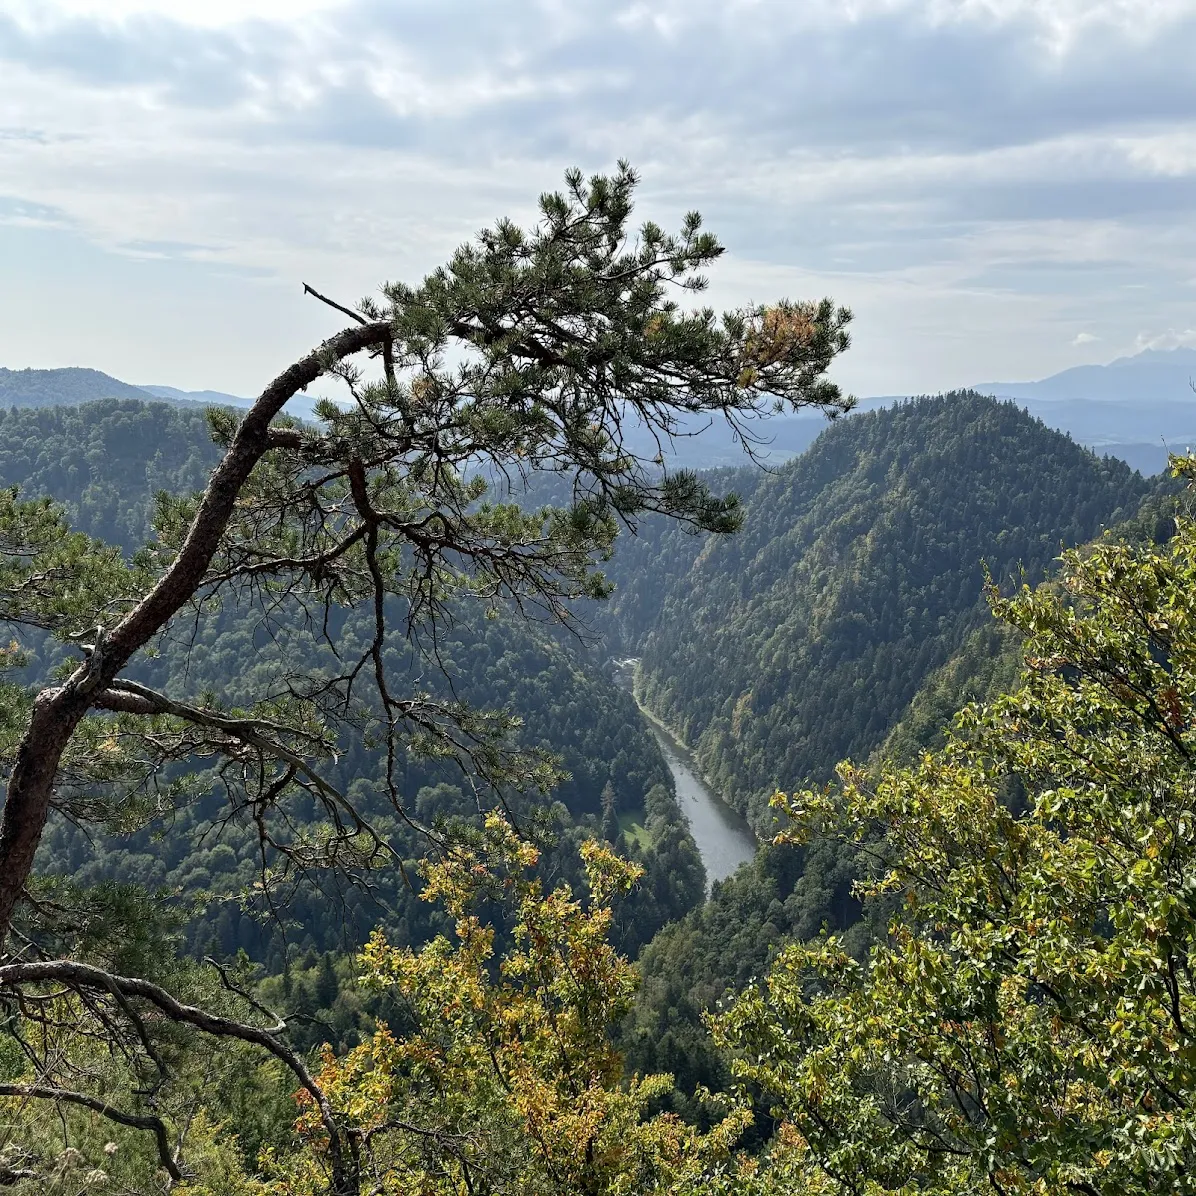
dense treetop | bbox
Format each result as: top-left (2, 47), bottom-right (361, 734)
top-left (0, 400), bottom-right (221, 548)
top-left (715, 477), bottom-right (1196, 1194)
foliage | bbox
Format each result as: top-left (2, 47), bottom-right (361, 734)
top-left (0, 165), bottom-right (850, 1194)
top-left (615, 782), bottom-right (706, 956)
top-left (619, 396), bottom-right (1163, 1115)
top-left (875, 620), bottom-right (1023, 765)
top-left (621, 834), bottom-right (874, 1120)
top-left (0, 953), bottom-right (298, 1195)
top-left (715, 471), bottom-right (1196, 1194)
top-left (262, 816), bottom-right (747, 1195)
top-left (0, 400), bottom-right (220, 551)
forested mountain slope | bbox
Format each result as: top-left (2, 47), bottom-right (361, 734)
top-left (0, 365), bottom-right (154, 407)
top-left (38, 601), bottom-right (694, 965)
top-left (0, 400), bottom-right (702, 962)
top-left (0, 400), bottom-right (221, 547)
top-left (621, 396), bottom-right (1175, 1107)
top-left (635, 392), bottom-right (1150, 829)
top-left (874, 477), bottom-right (1185, 767)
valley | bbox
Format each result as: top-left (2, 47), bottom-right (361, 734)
top-left (0, 373), bottom-right (1186, 1194)
top-left (3, 387), bottom-right (1165, 956)
top-left (6, 13), bottom-right (1193, 1188)
top-left (615, 660), bottom-right (757, 888)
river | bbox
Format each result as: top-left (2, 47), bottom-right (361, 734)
top-left (615, 661), bottom-right (758, 888)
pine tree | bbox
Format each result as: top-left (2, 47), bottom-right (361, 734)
top-left (0, 164), bottom-right (850, 1194)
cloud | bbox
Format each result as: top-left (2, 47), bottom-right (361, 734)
top-left (0, 193), bottom-right (74, 230)
top-left (1, 0), bottom-right (1196, 394)
top-left (2, 0), bottom-right (347, 29)
top-left (1135, 329), bottom-right (1196, 351)
top-left (6, 2), bottom-right (1196, 153)
top-left (1073, 332), bottom-right (1100, 345)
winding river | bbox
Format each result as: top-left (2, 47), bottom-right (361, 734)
top-left (616, 661), bottom-right (757, 888)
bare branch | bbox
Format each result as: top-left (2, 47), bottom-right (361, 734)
top-left (304, 283), bottom-right (369, 327)
top-left (0, 958), bottom-right (356, 1191)
top-left (0, 1082), bottom-right (183, 1183)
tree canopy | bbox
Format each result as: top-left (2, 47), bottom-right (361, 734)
top-left (715, 466), bottom-right (1196, 1193)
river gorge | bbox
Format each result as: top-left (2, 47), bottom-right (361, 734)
top-left (615, 660), bottom-right (757, 887)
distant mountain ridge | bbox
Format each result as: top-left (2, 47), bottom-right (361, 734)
top-left (0, 366), bottom-right (251, 410)
top-left (966, 347), bottom-right (1196, 475)
top-left (974, 346), bottom-right (1196, 402)
top-left (10, 348), bottom-right (1196, 476)
top-left (626, 348), bottom-right (1196, 476)
top-left (0, 366), bottom-right (311, 415)
top-left (137, 383), bottom-right (252, 406)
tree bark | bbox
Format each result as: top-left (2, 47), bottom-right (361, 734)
top-left (0, 320), bottom-right (388, 945)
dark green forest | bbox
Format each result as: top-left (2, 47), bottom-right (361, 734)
top-left (6, 391), bottom-right (1166, 1059)
top-left (0, 401), bottom-right (704, 970)
top-left (633, 392), bottom-right (1150, 829)
top-left (2, 379), bottom-right (1190, 1194)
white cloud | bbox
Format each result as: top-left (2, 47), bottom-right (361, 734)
top-left (1120, 130), bottom-right (1196, 177)
top-left (1135, 329), bottom-right (1196, 351)
top-left (2, 0), bottom-right (1196, 392)
top-left (1073, 331), bottom-right (1100, 345)
top-left (921, 0), bottom-right (1196, 41)
top-left (1, 0), bottom-right (348, 29)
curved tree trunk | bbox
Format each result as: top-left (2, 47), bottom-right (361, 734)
top-left (0, 320), bottom-right (388, 946)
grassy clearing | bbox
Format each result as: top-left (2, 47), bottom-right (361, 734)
top-left (617, 810), bottom-right (650, 850)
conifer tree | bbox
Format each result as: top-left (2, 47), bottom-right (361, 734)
top-left (0, 164), bottom-right (850, 1193)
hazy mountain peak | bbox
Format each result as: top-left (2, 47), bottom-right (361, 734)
top-left (137, 384), bottom-right (252, 406)
top-left (0, 366), bottom-right (152, 407)
top-left (1105, 346), bottom-right (1196, 369)
top-left (974, 345), bottom-right (1196, 403)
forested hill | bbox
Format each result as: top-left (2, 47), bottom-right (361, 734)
top-left (0, 400), bottom-right (221, 548)
top-left (634, 392), bottom-right (1151, 829)
top-left (0, 365), bottom-right (154, 407)
top-left (0, 399), bottom-right (703, 962)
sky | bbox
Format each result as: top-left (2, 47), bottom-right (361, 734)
top-left (2, 0), bottom-right (1195, 398)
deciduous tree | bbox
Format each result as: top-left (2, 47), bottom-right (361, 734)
top-left (258, 817), bottom-right (748, 1196)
